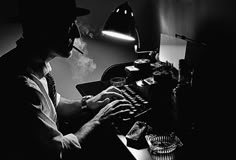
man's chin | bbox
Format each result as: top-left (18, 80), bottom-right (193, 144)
top-left (66, 51), bottom-right (73, 58)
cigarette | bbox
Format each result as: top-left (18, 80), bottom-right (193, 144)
top-left (72, 46), bottom-right (84, 55)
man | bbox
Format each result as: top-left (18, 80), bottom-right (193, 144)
top-left (0, 0), bottom-right (133, 159)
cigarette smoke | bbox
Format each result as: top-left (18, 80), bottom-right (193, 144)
top-left (76, 19), bottom-right (101, 39)
top-left (67, 37), bottom-right (96, 83)
top-left (67, 20), bottom-right (101, 83)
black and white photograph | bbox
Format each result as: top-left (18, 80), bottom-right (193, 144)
top-left (0, 0), bottom-right (234, 159)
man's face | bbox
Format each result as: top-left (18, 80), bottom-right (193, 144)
top-left (47, 17), bottom-right (80, 58)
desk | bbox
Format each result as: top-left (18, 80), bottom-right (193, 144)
top-left (76, 81), bottom-right (202, 160)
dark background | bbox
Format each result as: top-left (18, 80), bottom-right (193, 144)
top-left (0, 1), bottom-right (234, 158)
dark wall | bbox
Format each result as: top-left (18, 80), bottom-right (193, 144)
top-left (156, 0), bottom-right (233, 145)
top-left (157, 0), bottom-right (235, 43)
top-left (155, 0), bottom-right (234, 89)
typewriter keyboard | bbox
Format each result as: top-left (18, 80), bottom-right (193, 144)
top-left (120, 85), bottom-right (152, 121)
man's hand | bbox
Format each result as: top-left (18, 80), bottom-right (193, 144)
top-left (92, 99), bottom-right (133, 124)
top-left (75, 86), bottom-right (134, 145)
top-left (86, 86), bottom-right (125, 113)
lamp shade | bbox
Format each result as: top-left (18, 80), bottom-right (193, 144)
top-left (102, 1), bottom-right (137, 41)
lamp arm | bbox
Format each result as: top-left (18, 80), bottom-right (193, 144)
top-left (134, 27), bottom-right (141, 51)
top-left (134, 27), bottom-right (159, 62)
top-left (134, 28), bottom-right (153, 54)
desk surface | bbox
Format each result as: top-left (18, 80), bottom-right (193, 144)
top-left (76, 81), bottom-right (203, 160)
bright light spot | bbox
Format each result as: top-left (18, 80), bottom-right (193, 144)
top-left (102, 31), bottom-right (135, 41)
top-left (116, 9), bottom-right (119, 12)
top-left (159, 34), bottom-right (187, 69)
top-left (124, 10), bottom-right (127, 14)
top-left (134, 44), bottom-right (138, 51)
top-left (136, 80), bottom-right (144, 87)
top-left (131, 12), bottom-right (134, 16)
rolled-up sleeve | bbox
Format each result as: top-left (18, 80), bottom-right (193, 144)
top-left (63, 133), bottom-right (81, 149)
top-left (30, 96), bottom-right (82, 159)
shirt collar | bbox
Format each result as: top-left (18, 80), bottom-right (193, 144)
top-left (28, 62), bottom-right (52, 79)
top-left (43, 62), bottom-right (52, 76)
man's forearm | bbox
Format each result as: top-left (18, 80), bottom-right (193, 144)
top-left (57, 97), bottom-right (94, 129)
top-left (74, 119), bottom-right (100, 147)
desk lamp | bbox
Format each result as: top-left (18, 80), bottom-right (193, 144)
top-left (102, 2), bottom-right (139, 47)
top-left (102, 1), bottom-right (158, 62)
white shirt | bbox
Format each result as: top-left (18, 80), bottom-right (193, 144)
top-left (23, 63), bottom-right (81, 159)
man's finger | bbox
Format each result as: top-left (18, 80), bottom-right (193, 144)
top-left (102, 92), bottom-right (124, 100)
top-left (98, 97), bottom-right (110, 107)
top-left (112, 102), bottom-right (132, 111)
top-left (106, 86), bottom-right (122, 94)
